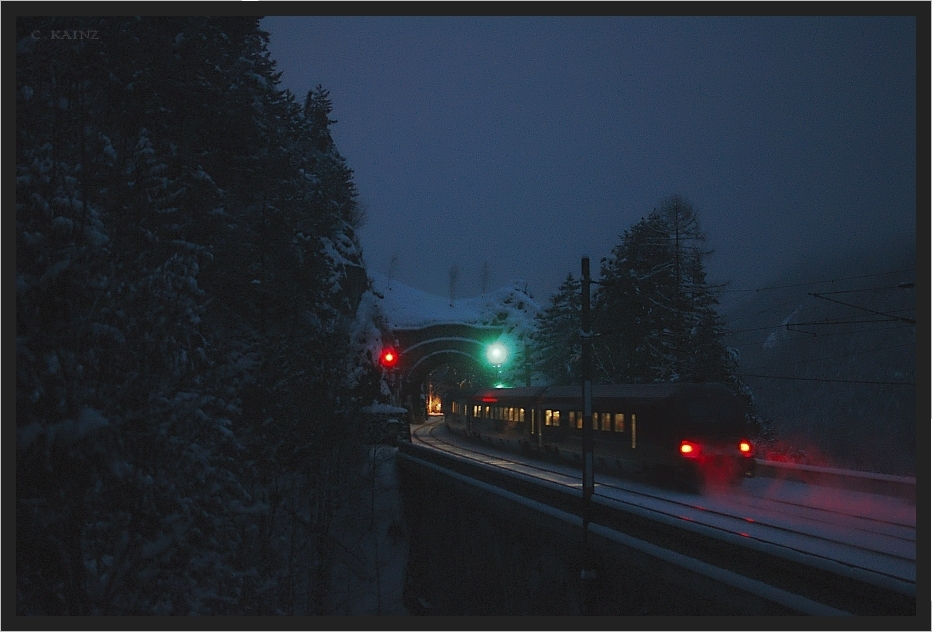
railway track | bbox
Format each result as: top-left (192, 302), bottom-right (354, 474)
top-left (406, 419), bottom-right (917, 615)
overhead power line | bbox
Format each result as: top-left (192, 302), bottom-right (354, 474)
top-left (809, 292), bottom-right (915, 325)
top-left (738, 373), bottom-right (914, 386)
top-left (721, 268), bottom-right (915, 294)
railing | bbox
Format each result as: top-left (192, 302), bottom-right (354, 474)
top-left (754, 459), bottom-right (916, 501)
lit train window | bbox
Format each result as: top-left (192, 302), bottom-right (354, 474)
top-left (553, 410), bottom-right (560, 426)
top-left (545, 409), bottom-right (553, 426)
top-left (567, 411), bottom-right (575, 428)
top-left (614, 413), bottom-right (624, 433)
top-left (519, 407), bottom-right (525, 422)
top-left (631, 413), bottom-right (637, 448)
top-left (484, 405), bottom-right (490, 418)
top-left (592, 413), bottom-right (599, 430)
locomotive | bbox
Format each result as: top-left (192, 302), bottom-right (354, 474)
top-left (442, 382), bottom-right (756, 491)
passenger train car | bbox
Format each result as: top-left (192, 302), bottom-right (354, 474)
top-left (442, 382), bottom-right (755, 490)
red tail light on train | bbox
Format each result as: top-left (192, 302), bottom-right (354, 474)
top-left (739, 440), bottom-right (754, 456)
top-left (680, 440), bottom-right (702, 458)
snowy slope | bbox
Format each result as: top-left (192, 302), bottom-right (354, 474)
top-left (369, 272), bottom-right (541, 333)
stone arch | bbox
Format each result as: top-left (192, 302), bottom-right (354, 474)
top-left (388, 323), bottom-right (504, 422)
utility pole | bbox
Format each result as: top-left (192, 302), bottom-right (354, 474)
top-left (524, 341), bottom-right (532, 387)
top-left (580, 256), bottom-right (596, 614)
top-left (581, 256), bottom-right (594, 501)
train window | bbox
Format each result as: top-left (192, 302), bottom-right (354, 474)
top-left (614, 413), bottom-right (624, 433)
top-left (553, 410), bottom-right (561, 426)
top-left (519, 407), bottom-right (525, 421)
top-left (631, 413), bottom-right (637, 448)
top-left (567, 411), bottom-right (576, 428)
top-left (545, 409), bottom-right (553, 426)
top-left (600, 412), bottom-right (610, 431)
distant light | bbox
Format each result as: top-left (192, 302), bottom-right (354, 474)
top-left (739, 440), bottom-right (753, 455)
top-left (494, 382), bottom-right (507, 389)
top-left (486, 342), bottom-right (508, 365)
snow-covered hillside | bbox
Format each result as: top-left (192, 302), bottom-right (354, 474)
top-left (370, 272), bottom-right (541, 333)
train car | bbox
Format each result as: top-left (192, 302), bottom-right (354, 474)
top-left (442, 382), bottom-right (755, 491)
top-left (441, 388), bottom-right (476, 436)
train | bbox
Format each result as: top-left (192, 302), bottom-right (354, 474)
top-left (441, 382), bottom-right (756, 491)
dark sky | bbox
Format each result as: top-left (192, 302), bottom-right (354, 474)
top-left (261, 16), bottom-right (916, 304)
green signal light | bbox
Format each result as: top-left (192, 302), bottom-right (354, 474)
top-left (486, 341), bottom-right (508, 366)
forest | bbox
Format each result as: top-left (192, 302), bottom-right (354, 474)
top-left (16, 17), bottom-right (391, 615)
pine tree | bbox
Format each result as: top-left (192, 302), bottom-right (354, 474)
top-left (593, 195), bottom-right (741, 391)
top-left (532, 274), bottom-right (583, 385)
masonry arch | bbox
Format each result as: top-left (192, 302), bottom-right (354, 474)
top-left (387, 323), bottom-right (504, 422)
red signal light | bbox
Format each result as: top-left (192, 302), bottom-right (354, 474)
top-left (739, 440), bottom-right (753, 456)
top-left (380, 348), bottom-right (398, 368)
